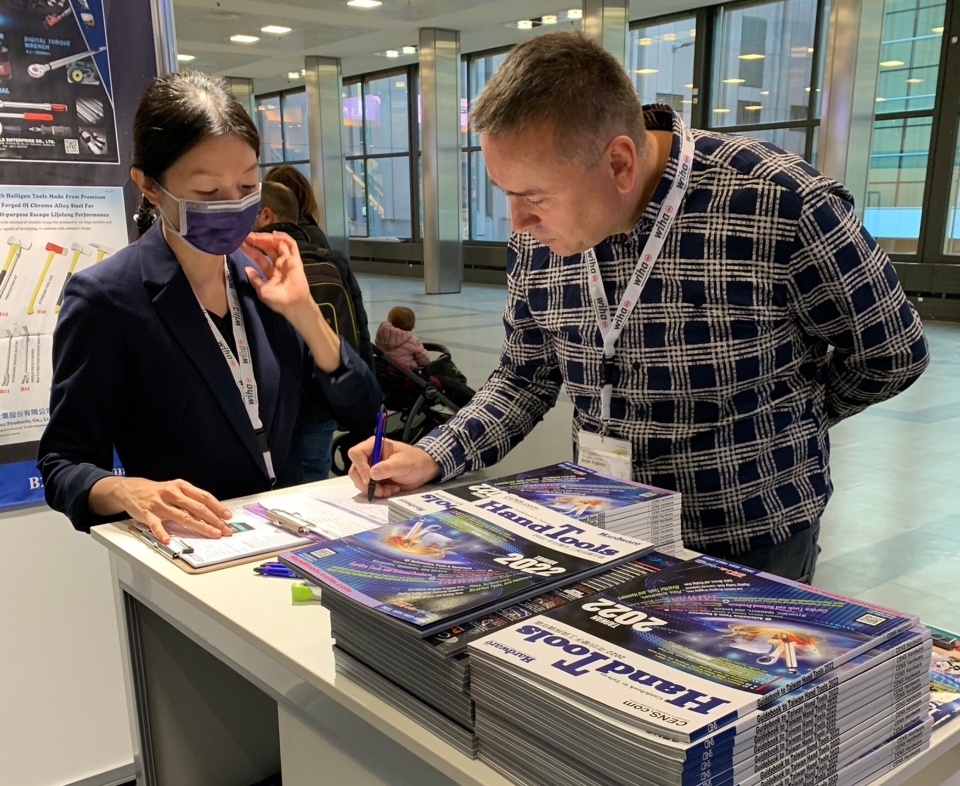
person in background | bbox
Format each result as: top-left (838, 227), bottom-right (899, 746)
top-left (375, 306), bottom-right (476, 408)
top-left (348, 32), bottom-right (930, 583)
top-left (263, 164), bottom-right (330, 249)
top-left (376, 306), bottom-right (430, 369)
top-left (254, 180), bottom-right (374, 480)
top-left (39, 71), bottom-right (380, 543)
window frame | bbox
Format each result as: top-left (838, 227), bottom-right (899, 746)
top-left (343, 64), bottom-right (419, 241)
top-left (254, 87), bottom-right (311, 177)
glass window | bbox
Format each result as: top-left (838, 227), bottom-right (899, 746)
top-left (863, 116), bottom-right (933, 255)
top-left (470, 151), bottom-right (511, 243)
top-left (282, 91), bottom-right (309, 162)
top-left (342, 81), bottom-right (364, 157)
top-left (943, 127), bottom-right (960, 255)
top-left (627, 17), bottom-right (697, 124)
top-left (366, 157), bottom-right (412, 238)
top-left (711, 0), bottom-right (818, 127)
top-left (256, 97), bottom-right (283, 164)
top-left (345, 159), bottom-right (367, 237)
top-left (365, 74), bottom-right (409, 155)
top-left (729, 126), bottom-right (808, 157)
top-left (469, 52), bottom-right (508, 147)
top-left (874, 0), bottom-right (946, 114)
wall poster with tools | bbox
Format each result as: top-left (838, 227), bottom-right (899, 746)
top-left (0, 185), bottom-right (127, 450)
top-left (0, 0), bottom-right (157, 509)
top-left (0, 0), bottom-right (118, 164)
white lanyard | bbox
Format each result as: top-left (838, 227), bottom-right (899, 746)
top-left (584, 119), bottom-right (695, 424)
top-left (198, 262), bottom-right (276, 483)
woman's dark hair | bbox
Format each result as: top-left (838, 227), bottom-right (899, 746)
top-left (131, 70), bottom-right (260, 183)
top-left (133, 196), bottom-right (159, 239)
top-left (264, 164), bottom-right (321, 225)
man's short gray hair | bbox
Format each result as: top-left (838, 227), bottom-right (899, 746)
top-left (471, 31), bottom-right (646, 167)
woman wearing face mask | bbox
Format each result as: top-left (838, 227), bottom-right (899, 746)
top-left (37, 71), bottom-right (381, 544)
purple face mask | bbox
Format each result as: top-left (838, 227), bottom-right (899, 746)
top-left (159, 186), bottom-right (261, 255)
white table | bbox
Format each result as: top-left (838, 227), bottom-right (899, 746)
top-left (93, 479), bottom-right (960, 786)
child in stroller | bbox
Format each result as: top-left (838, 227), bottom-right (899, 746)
top-left (329, 310), bottom-right (475, 475)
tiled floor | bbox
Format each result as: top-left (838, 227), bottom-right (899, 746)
top-left (359, 273), bottom-right (960, 633)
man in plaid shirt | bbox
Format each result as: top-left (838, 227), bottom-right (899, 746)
top-left (350, 32), bottom-right (929, 581)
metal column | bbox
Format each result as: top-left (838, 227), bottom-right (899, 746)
top-left (223, 77), bottom-right (257, 122)
top-left (419, 28), bottom-right (463, 295)
top-left (582, 0), bottom-right (629, 68)
top-left (304, 57), bottom-right (350, 257)
top-left (149, 0), bottom-right (178, 76)
top-left (816, 0), bottom-right (885, 217)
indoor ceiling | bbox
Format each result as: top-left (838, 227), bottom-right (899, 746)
top-left (172, 0), bottom-right (721, 94)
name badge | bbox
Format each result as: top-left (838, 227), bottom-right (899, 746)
top-left (577, 430), bottom-right (633, 481)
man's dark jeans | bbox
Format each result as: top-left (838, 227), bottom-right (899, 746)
top-left (701, 521), bottom-right (822, 584)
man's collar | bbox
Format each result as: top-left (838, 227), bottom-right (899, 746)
top-left (625, 104), bottom-right (684, 242)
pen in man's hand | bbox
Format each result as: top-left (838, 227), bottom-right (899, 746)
top-left (368, 406), bottom-right (387, 502)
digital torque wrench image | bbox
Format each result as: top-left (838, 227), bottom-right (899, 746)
top-left (28, 47), bottom-right (106, 79)
top-left (1, 236), bottom-right (31, 298)
top-left (55, 243), bottom-right (90, 312)
top-left (27, 243), bottom-right (66, 315)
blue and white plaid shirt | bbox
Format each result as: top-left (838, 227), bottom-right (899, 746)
top-left (420, 105), bottom-right (929, 555)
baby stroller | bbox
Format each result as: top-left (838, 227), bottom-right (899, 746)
top-left (329, 342), bottom-right (471, 476)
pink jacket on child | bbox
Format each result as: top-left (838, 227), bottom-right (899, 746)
top-left (376, 321), bottom-right (431, 368)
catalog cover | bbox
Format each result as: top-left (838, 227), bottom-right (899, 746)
top-left (422, 551), bottom-right (683, 657)
top-left (281, 496), bottom-right (653, 636)
top-left (395, 462), bottom-right (678, 522)
top-left (469, 555), bottom-right (917, 741)
top-left (925, 624), bottom-right (960, 730)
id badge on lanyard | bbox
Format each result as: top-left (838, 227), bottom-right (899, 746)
top-left (578, 120), bottom-right (695, 478)
top-left (198, 262), bottom-right (276, 484)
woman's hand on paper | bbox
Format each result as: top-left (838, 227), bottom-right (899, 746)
top-left (348, 438), bottom-right (441, 498)
top-left (90, 476), bottom-right (233, 544)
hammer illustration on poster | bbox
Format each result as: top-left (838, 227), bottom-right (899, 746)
top-left (27, 242), bottom-right (65, 315)
top-left (0, 235), bottom-right (30, 298)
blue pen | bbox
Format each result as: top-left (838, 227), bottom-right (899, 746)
top-left (368, 405), bottom-right (387, 502)
top-left (254, 563), bottom-right (299, 578)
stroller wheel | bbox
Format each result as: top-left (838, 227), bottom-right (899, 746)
top-left (330, 432), bottom-right (359, 477)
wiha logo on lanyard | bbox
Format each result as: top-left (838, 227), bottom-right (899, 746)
top-left (583, 118), bottom-right (696, 426)
top-left (198, 261), bottom-right (276, 484)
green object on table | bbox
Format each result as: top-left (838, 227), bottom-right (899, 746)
top-left (291, 583), bottom-right (318, 603)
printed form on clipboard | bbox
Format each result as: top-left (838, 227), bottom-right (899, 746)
top-left (134, 484), bottom-right (390, 570)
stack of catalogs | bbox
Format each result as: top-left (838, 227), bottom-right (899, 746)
top-left (389, 462), bottom-right (683, 555)
top-left (925, 624), bottom-right (960, 730)
top-left (279, 494), bottom-right (655, 758)
top-left (468, 554), bottom-right (933, 786)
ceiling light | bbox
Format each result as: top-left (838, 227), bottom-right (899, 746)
top-left (723, 78), bottom-right (745, 84)
top-left (680, 99), bottom-right (692, 104)
top-left (807, 47), bottom-right (814, 53)
top-left (739, 53), bottom-right (765, 60)
top-left (638, 37), bottom-right (652, 45)
top-left (402, 45), bottom-right (417, 54)
top-left (566, 8), bottom-right (583, 19)
top-left (684, 83), bottom-right (693, 88)
top-left (635, 68), bottom-right (658, 74)
top-left (208, 10), bottom-right (241, 19)
top-left (230, 34), bottom-right (259, 44)
top-left (385, 49), bottom-right (399, 57)
top-left (713, 108), bottom-right (730, 113)
top-left (745, 104), bottom-right (762, 110)
top-left (542, 14), bottom-right (558, 24)
top-left (876, 96), bottom-right (886, 102)
top-left (348, 0), bottom-right (382, 7)
top-left (517, 19), bottom-right (533, 29)
top-left (880, 60), bottom-right (904, 67)
top-left (177, 53), bottom-right (195, 62)
top-left (262, 25), bottom-right (292, 34)
top-left (760, 90), bottom-right (769, 95)
top-left (395, 81), bottom-right (405, 88)
top-left (932, 26), bottom-right (944, 33)
top-left (805, 86), bottom-right (811, 92)
top-left (287, 72), bottom-right (300, 79)
top-left (301, 68), bottom-right (307, 75)
top-left (663, 33), bottom-right (676, 41)
top-left (689, 28), bottom-right (696, 37)
top-left (906, 77), bottom-right (923, 83)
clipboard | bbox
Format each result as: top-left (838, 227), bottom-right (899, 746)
top-left (126, 524), bottom-right (318, 575)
